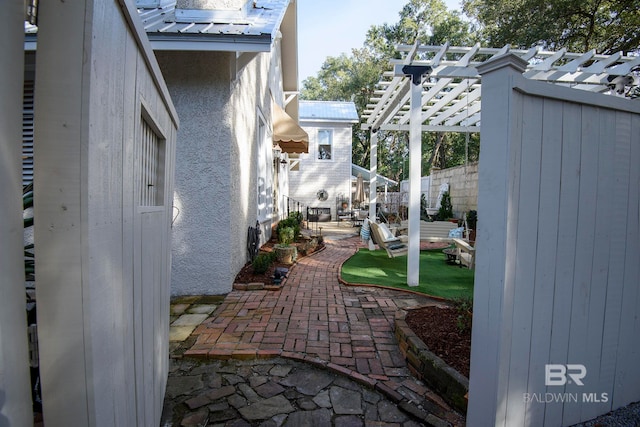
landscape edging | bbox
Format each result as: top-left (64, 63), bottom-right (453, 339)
top-left (395, 310), bottom-right (469, 414)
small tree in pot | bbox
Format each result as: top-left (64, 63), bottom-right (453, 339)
top-left (274, 226), bottom-right (297, 264)
top-left (437, 191), bottom-right (454, 221)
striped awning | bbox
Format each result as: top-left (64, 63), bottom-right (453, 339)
top-left (272, 103), bottom-right (308, 154)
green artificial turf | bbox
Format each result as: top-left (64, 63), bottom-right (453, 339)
top-left (341, 248), bottom-right (474, 300)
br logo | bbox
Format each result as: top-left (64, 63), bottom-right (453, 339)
top-left (545, 364), bottom-right (586, 386)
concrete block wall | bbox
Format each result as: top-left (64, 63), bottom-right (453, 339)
top-left (430, 162), bottom-right (478, 217)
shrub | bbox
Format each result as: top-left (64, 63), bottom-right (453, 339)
top-left (452, 296), bottom-right (473, 334)
top-left (437, 191), bottom-right (453, 220)
top-left (288, 211), bottom-right (303, 224)
top-left (252, 252), bottom-right (273, 274)
top-left (278, 226), bottom-right (295, 246)
top-left (276, 218), bottom-right (300, 240)
top-left (467, 210), bottom-right (477, 230)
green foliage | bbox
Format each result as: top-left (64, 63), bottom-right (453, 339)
top-left (452, 296), bottom-right (473, 333)
top-left (278, 227), bottom-right (295, 246)
top-left (365, 0), bottom-right (476, 56)
top-left (276, 218), bottom-right (300, 241)
top-left (23, 183), bottom-right (35, 281)
top-left (300, 0), bottom-right (480, 181)
top-left (288, 211), bottom-right (303, 224)
top-left (462, 0), bottom-right (640, 54)
top-left (252, 252), bottom-right (274, 274)
top-left (420, 194), bottom-right (430, 221)
top-left (466, 210), bottom-right (477, 229)
top-left (437, 191), bottom-right (454, 220)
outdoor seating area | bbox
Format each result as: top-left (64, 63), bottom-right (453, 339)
top-left (369, 221), bottom-right (408, 258)
top-left (453, 238), bottom-right (475, 269)
top-left (399, 219), bottom-right (461, 243)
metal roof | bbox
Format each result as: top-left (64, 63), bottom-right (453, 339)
top-left (23, 1), bottom-right (290, 52)
top-left (364, 43), bottom-right (640, 132)
top-left (352, 164), bottom-right (397, 188)
top-left (136, 0), bottom-right (290, 51)
top-left (299, 101), bottom-right (359, 123)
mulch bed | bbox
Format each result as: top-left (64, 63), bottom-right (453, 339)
top-left (234, 238), bottom-right (324, 285)
top-left (405, 306), bottom-right (471, 378)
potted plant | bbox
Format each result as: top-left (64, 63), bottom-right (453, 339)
top-left (467, 210), bottom-right (477, 242)
top-left (438, 191), bottom-right (454, 222)
top-left (274, 226), bottom-right (297, 264)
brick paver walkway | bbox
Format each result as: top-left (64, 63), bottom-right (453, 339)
top-left (183, 236), bottom-right (462, 424)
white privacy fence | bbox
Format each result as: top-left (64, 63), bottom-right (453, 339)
top-left (468, 54), bottom-right (640, 426)
top-left (31, 2), bottom-right (178, 425)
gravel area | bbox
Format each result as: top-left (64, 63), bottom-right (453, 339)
top-left (571, 401), bottom-right (640, 426)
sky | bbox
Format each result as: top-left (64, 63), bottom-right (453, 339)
top-left (297, 0), bottom-right (463, 85)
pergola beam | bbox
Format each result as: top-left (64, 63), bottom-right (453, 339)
top-left (362, 42), bottom-right (639, 292)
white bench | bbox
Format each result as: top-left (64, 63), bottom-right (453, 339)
top-left (400, 220), bottom-right (460, 242)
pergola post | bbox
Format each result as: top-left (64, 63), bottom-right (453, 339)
top-left (368, 129), bottom-right (378, 250)
top-left (396, 65), bottom-right (431, 286)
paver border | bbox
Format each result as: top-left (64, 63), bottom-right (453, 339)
top-left (394, 308), bottom-right (469, 414)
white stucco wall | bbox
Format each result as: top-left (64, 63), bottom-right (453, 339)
top-left (288, 122), bottom-right (352, 219)
top-left (158, 51), bottom-right (234, 295)
top-left (159, 42), bottom-right (283, 295)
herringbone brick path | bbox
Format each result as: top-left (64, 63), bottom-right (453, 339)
top-left (183, 236), bottom-right (460, 423)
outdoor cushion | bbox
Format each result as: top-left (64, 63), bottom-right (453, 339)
top-left (388, 243), bottom-right (406, 250)
top-left (378, 223), bottom-right (397, 242)
top-left (448, 227), bottom-right (464, 238)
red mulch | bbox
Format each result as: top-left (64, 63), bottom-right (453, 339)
top-left (234, 238), bottom-right (324, 284)
top-left (405, 306), bottom-right (471, 378)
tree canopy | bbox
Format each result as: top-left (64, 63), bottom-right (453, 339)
top-left (300, 0), bottom-right (639, 185)
top-left (462, 0), bottom-right (640, 54)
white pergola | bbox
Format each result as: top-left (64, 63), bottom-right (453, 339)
top-left (362, 43), bottom-right (640, 285)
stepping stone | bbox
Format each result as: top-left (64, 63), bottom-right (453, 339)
top-left (165, 376), bottom-right (204, 399)
top-left (330, 386), bottom-right (363, 415)
top-left (297, 396), bottom-right (318, 410)
top-left (170, 303), bottom-right (190, 316)
top-left (249, 376), bottom-right (268, 388)
top-left (312, 390), bottom-right (331, 408)
top-left (280, 370), bottom-right (334, 395)
top-left (206, 385), bottom-right (235, 401)
top-left (269, 365), bottom-right (292, 377)
top-left (227, 394), bottom-right (247, 409)
top-left (377, 400), bottom-right (408, 423)
top-left (222, 374), bottom-right (244, 385)
top-left (282, 408), bottom-right (332, 427)
top-left (185, 393), bottom-right (211, 410)
top-left (180, 410), bottom-right (208, 427)
top-left (237, 395), bottom-right (294, 420)
top-left (187, 304), bottom-right (217, 315)
top-left (170, 326), bottom-right (196, 342)
top-left (255, 381), bottom-right (285, 398)
top-left (334, 415), bottom-right (364, 427)
top-left (172, 313), bottom-right (209, 326)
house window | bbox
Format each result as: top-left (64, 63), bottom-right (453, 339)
top-left (139, 105), bottom-right (166, 207)
top-left (318, 129), bottom-right (332, 160)
top-left (256, 112), bottom-right (272, 221)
